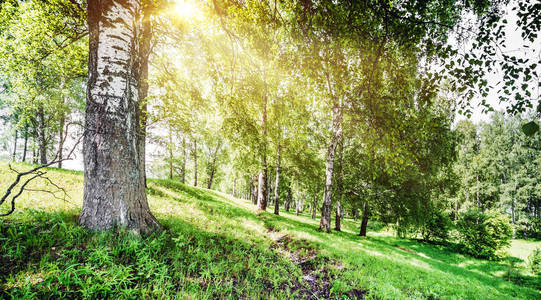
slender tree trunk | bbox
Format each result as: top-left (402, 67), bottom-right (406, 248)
top-left (274, 144), bottom-right (281, 215)
top-left (257, 91), bottom-right (268, 210)
top-left (310, 194), bottom-right (315, 219)
top-left (57, 82), bottom-right (66, 169)
top-left (193, 138), bottom-right (198, 186)
top-left (335, 199), bottom-right (342, 231)
top-left (22, 126), bottom-right (28, 162)
top-left (285, 185), bottom-right (291, 212)
top-left (207, 143), bottom-right (221, 189)
top-left (11, 130), bottom-right (18, 161)
top-left (296, 198), bottom-right (300, 216)
top-left (181, 136), bottom-right (186, 184)
top-left (335, 140), bottom-right (344, 231)
top-left (353, 207), bottom-right (358, 221)
top-left (267, 169), bottom-right (273, 206)
top-left (319, 101), bottom-right (342, 232)
top-left (58, 115), bottom-right (65, 168)
top-left (32, 135), bottom-right (38, 164)
top-left (252, 176), bottom-right (258, 204)
top-left (37, 106), bottom-right (47, 165)
top-left (476, 175), bottom-right (480, 209)
top-left (168, 125), bottom-right (173, 180)
top-left (80, 0), bottom-right (160, 235)
top-left (359, 202), bottom-right (369, 236)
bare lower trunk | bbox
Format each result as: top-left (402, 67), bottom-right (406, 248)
top-left (285, 185), bottom-right (291, 212)
top-left (22, 127), bottom-right (28, 162)
top-left (252, 176), bottom-right (258, 205)
top-left (181, 136), bottom-right (186, 184)
top-left (11, 130), bottom-right (18, 161)
top-left (168, 125), bottom-right (173, 180)
top-left (207, 143), bottom-right (221, 190)
top-left (335, 140), bottom-right (344, 231)
top-left (335, 199), bottom-right (341, 231)
top-left (80, 0), bottom-right (160, 235)
top-left (37, 106), bottom-right (47, 165)
top-left (257, 89), bottom-right (268, 210)
top-left (58, 116), bottom-right (65, 169)
top-left (312, 195), bottom-right (317, 219)
top-left (359, 202), bottom-right (369, 237)
top-left (193, 138), bottom-right (198, 186)
top-left (319, 101), bottom-right (342, 232)
top-left (296, 198), bottom-right (300, 216)
top-left (257, 167), bottom-right (268, 210)
top-left (274, 145), bottom-right (280, 215)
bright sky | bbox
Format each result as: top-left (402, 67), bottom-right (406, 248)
top-left (455, 0), bottom-right (541, 124)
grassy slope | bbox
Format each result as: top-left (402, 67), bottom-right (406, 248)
top-left (0, 162), bottom-right (540, 299)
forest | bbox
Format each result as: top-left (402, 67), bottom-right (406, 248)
top-left (0, 0), bottom-right (540, 299)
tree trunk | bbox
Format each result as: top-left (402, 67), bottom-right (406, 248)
top-left (335, 199), bottom-right (342, 231)
top-left (168, 125), bottom-right (173, 180)
top-left (37, 106), bottom-right (47, 165)
top-left (252, 175), bottom-right (258, 205)
top-left (335, 140), bottom-right (344, 231)
top-left (273, 144), bottom-right (280, 215)
top-left (22, 126), bottom-right (28, 162)
top-left (319, 101), bottom-right (342, 232)
top-left (257, 89), bottom-right (268, 210)
top-left (353, 207), bottom-right (358, 221)
top-left (58, 115), bottom-right (65, 168)
top-left (312, 195), bottom-right (317, 219)
top-left (296, 198), bottom-right (300, 216)
top-left (193, 138), bottom-right (198, 186)
top-left (181, 135), bottom-right (186, 184)
top-left (257, 168), bottom-right (268, 210)
top-left (80, 0), bottom-right (160, 235)
top-left (206, 143), bottom-right (221, 189)
top-left (285, 185), bottom-right (291, 212)
top-left (11, 130), bottom-right (18, 161)
top-left (359, 202), bottom-right (369, 237)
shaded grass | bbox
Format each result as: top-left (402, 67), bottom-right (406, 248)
top-left (1, 162), bottom-right (540, 299)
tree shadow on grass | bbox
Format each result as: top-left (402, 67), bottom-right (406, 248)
top-left (0, 210), bottom-right (304, 299)
top-left (369, 236), bottom-right (541, 296)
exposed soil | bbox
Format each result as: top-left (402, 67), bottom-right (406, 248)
top-left (268, 232), bottom-right (367, 299)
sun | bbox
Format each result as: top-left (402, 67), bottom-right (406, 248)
top-left (175, 0), bottom-right (200, 20)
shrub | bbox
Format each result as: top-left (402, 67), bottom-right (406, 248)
top-left (528, 247), bottom-right (541, 275)
top-left (421, 210), bottom-right (452, 243)
top-left (456, 209), bottom-right (512, 260)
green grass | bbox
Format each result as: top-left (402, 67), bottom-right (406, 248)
top-left (1, 161), bottom-right (540, 299)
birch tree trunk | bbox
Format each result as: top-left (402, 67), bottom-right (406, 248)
top-left (58, 115), bottom-right (65, 169)
top-left (207, 143), bottom-right (221, 189)
top-left (37, 106), bottom-right (48, 165)
top-left (193, 138), bottom-right (198, 186)
top-left (181, 135), bottom-right (186, 184)
top-left (257, 94), bottom-right (268, 210)
top-left (22, 127), bottom-right (28, 162)
top-left (319, 101), bottom-right (342, 232)
top-left (168, 125), bottom-right (173, 180)
top-left (312, 195), bottom-right (317, 219)
top-left (273, 144), bottom-right (280, 215)
top-left (335, 140), bottom-right (344, 231)
top-left (11, 130), bottom-right (17, 162)
top-left (80, 0), bottom-right (160, 235)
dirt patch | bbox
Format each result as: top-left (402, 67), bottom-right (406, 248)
top-left (269, 234), bottom-right (367, 299)
top-left (396, 245), bottom-right (416, 254)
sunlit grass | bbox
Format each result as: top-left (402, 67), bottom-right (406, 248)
top-left (1, 161), bottom-right (540, 299)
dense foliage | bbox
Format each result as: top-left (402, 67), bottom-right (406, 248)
top-left (456, 209), bottom-right (513, 260)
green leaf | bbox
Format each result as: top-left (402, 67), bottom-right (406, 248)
top-left (521, 121), bottom-right (539, 136)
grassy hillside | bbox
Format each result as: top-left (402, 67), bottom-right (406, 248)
top-left (1, 162), bottom-right (540, 299)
